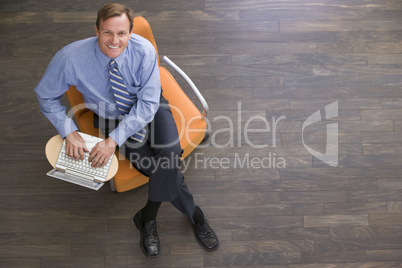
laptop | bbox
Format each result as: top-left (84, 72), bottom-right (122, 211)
top-left (47, 132), bottom-right (114, 190)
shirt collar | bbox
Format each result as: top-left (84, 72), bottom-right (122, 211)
top-left (113, 50), bottom-right (127, 67)
top-left (95, 41), bottom-right (110, 67)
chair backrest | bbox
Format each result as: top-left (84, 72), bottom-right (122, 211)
top-left (132, 16), bottom-right (159, 65)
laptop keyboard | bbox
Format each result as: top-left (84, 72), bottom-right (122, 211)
top-left (55, 133), bottom-right (113, 182)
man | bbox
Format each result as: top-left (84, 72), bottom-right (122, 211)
top-left (34, 3), bottom-right (219, 258)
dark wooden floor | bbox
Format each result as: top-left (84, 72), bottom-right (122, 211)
top-left (2, 0), bottom-right (402, 267)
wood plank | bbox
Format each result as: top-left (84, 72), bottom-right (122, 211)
top-left (143, 10), bottom-right (240, 22)
top-left (0, 220), bottom-right (108, 233)
top-left (302, 251), bottom-right (366, 264)
top-left (314, 238), bottom-right (402, 251)
top-left (281, 21), bottom-right (402, 32)
top-left (158, 32), bottom-right (334, 44)
top-left (159, 42), bottom-right (317, 55)
top-left (233, 54), bottom-right (366, 66)
top-left (20, 0), bottom-right (205, 12)
top-left (330, 226), bottom-right (402, 239)
top-left (368, 53), bottom-right (402, 64)
top-left (0, 0), bottom-right (20, 12)
top-left (289, 263), bottom-right (402, 268)
top-left (338, 132), bottom-right (402, 144)
top-left (387, 0), bottom-right (402, 10)
top-left (0, 232), bottom-right (86, 245)
top-left (258, 86), bottom-right (402, 99)
top-left (361, 108), bottom-right (402, 120)
top-left (286, 74), bottom-right (402, 87)
top-left (349, 190), bottom-right (402, 202)
top-left (387, 202), bottom-right (402, 213)
top-left (195, 240), bottom-right (315, 254)
top-left (314, 154), bottom-right (402, 168)
top-left (378, 178), bottom-right (402, 190)
top-left (313, 64), bottom-right (402, 76)
top-left (105, 254), bottom-right (203, 268)
top-left (366, 250), bottom-right (402, 262)
top-left (369, 214), bottom-right (402, 226)
top-left (205, 0), bottom-right (386, 10)
top-left (153, 21), bottom-right (279, 33)
top-left (172, 64), bottom-right (312, 77)
top-left (382, 98), bottom-right (402, 108)
top-left (363, 143), bottom-right (402, 155)
top-left (207, 98), bottom-right (289, 111)
top-left (0, 245), bottom-right (71, 258)
top-left (232, 227), bottom-right (329, 241)
top-left (204, 252), bottom-right (301, 266)
top-left (240, 10), bottom-right (402, 21)
top-left (0, 12), bottom-right (54, 23)
top-left (189, 75), bottom-right (284, 89)
top-left (290, 98), bottom-right (381, 109)
top-left (335, 31), bottom-right (402, 43)
top-left (324, 202), bottom-right (386, 214)
top-left (40, 257), bottom-right (105, 268)
top-left (71, 243), bottom-right (138, 257)
top-left (304, 215), bottom-right (368, 227)
top-left (0, 258), bottom-right (40, 268)
top-left (318, 42), bottom-right (402, 54)
top-left (262, 178), bottom-right (376, 192)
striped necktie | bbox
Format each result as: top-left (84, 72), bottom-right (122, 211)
top-left (109, 60), bottom-right (146, 142)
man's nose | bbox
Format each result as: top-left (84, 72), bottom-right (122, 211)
top-left (111, 34), bottom-right (119, 43)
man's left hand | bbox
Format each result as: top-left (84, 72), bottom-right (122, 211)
top-left (89, 137), bottom-right (117, 168)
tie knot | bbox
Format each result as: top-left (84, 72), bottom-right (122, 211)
top-left (109, 60), bottom-right (116, 67)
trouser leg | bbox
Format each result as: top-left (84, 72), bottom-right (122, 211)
top-left (121, 100), bottom-right (196, 223)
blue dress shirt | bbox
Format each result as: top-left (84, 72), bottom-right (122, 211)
top-left (34, 34), bottom-right (161, 146)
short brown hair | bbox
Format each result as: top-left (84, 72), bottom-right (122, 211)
top-left (96, 3), bottom-right (134, 32)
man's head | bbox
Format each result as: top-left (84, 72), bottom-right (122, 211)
top-left (95, 3), bottom-right (134, 58)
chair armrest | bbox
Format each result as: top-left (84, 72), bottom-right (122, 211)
top-left (162, 56), bottom-right (209, 118)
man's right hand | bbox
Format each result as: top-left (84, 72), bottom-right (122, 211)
top-left (65, 131), bottom-right (89, 160)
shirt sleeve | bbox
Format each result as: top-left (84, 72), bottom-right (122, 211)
top-left (108, 48), bottom-right (161, 146)
top-left (34, 50), bottom-right (79, 139)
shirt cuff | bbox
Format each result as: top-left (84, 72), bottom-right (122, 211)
top-left (58, 117), bottom-right (79, 139)
top-left (108, 127), bottom-right (128, 147)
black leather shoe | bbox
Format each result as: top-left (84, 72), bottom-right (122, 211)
top-left (133, 210), bottom-right (160, 258)
top-left (192, 207), bottom-right (219, 251)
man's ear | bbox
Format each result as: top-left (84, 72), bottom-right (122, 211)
top-left (95, 25), bottom-right (99, 37)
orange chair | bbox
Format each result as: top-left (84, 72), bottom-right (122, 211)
top-left (65, 16), bottom-right (209, 192)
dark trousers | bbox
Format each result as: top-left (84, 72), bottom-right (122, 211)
top-left (94, 95), bottom-right (196, 222)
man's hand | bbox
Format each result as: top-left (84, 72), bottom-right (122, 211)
top-left (65, 131), bottom-right (89, 160)
top-left (88, 137), bottom-right (117, 168)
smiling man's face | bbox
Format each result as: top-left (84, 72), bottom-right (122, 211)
top-left (96, 13), bottom-right (131, 59)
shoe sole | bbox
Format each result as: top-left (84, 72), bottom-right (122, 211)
top-left (133, 213), bottom-right (160, 258)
